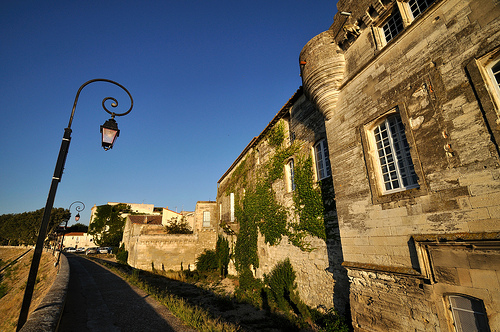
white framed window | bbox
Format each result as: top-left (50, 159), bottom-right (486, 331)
top-left (286, 159), bottom-right (296, 192)
top-left (370, 112), bottom-right (419, 194)
top-left (202, 211), bottom-right (211, 227)
top-left (382, 9), bottom-right (404, 43)
top-left (314, 139), bottom-right (331, 181)
top-left (448, 295), bottom-right (490, 332)
top-left (485, 58), bottom-right (500, 106)
top-left (476, 50), bottom-right (500, 116)
top-left (408, 0), bottom-right (437, 19)
top-left (230, 193), bottom-right (235, 222)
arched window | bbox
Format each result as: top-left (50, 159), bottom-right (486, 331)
top-left (314, 139), bottom-right (331, 181)
top-left (448, 295), bottom-right (490, 332)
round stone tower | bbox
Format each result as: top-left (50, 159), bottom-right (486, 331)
top-left (299, 29), bottom-right (345, 120)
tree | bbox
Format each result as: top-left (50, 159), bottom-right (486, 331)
top-left (0, 208), bottom-right (70, 246)
top-left (164, 216), bottom-right (193, 234)
top-left (88, 204), bottom-right (130, 247)
top-left (67, 223), bottom-right (88, 233)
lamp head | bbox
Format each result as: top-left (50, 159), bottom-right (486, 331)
top-left (100, 118), bottom-right (120, 151)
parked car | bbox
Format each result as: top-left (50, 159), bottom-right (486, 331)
top-left (85, 247), bottom-right (98, 255)
top-left (98, 247), bottom-right (112, 254)
top-left (64, 247), bottom-right (76, 253)
top-left (76, 247), bottom-right (86, 253)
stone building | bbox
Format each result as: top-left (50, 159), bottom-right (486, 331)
top-left (121, 201), bottom-right (217, 271)
top-left (216, 88), bottom-right (350, 313)
top-left (217, 0), bottom-right (500, 330)
top-left (299, 0), bottom-right (500, 330)
top-left (59, 232), bottom-right (94, 250)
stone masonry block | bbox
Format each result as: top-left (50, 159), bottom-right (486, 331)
top-left (469, 191), bottom-right (500, 208)
top-left (421, 198), bottom-right (460, 214)
top-left (390, 254), bottom-right (413, 267)
top-left (389, 224), bottom-right (419, 236)
top-left (463, 207), bottom-right (492, 221)
top-left (430, 249), bottom-right (470, 269)
top-left (364, 225), bottom-right (397, 237)
top-left (470, 269), bottom-right (500, 290)
top-left (467, 218), bottom-right (499, 232)
top-left (434, 266), bottom-right (460, 285)
top-left (469, 252), bottom-right (500, 271)
top-left (456, 267), bottom-right (473, 287)
top-left (370, 235), bottom-right (407, 247)
top-left (382, 206), bottom-right (409, 218)
top-left (401, 214), bottom-right (428, 226)
top-left (488, 205), bottom-right (500, 219)
top-left (469, 182), bottom-right (500, 196)
top-left (341, 236), bottom-right (371, 247)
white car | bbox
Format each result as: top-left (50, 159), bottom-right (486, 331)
top-left (85, 247), bottom-right (98, 255)
top-left (98, 247), bottom-right (112, 254)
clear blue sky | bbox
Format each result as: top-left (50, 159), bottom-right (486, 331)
top-left (0, 1), bottom-right (337, 225)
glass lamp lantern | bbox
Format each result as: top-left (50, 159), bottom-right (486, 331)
top-left (100, 118), bottom-right (120, 150)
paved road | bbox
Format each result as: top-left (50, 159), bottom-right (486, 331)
top-left (59, 254), bottom-right (197, 332)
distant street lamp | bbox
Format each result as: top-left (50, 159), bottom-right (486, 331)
top-left (54, 201), bottom-right (85, 267)
top-left (17, 79), bottom-right (133, 331)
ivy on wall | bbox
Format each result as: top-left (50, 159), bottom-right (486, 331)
top-left (223, 119), bottom-right (333, 289)
top-left (292, 156), bottom-right (327, 241)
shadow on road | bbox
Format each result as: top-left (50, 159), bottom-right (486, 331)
top-left (59, 254), bottom-right (195, 332)
top-left (90, 257), bottom-right (304, 331)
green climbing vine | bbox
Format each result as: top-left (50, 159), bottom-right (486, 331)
top-left (224, 119), bottom-right (332, 289)
top-left (233, 202), bottom-right (259, 290)
top-left (292, 156), bottom-right (327, 241)
top-left (267, 120), bottom-right (286, 148)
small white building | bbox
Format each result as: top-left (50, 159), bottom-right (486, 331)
top-left (61, 232), bottom-right (95, 249)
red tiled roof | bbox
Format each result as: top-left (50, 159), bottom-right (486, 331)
top-left (64, 232), bottom-right (85, 237)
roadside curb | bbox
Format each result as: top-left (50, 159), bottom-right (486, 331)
top-left (20, 253), bottom-right (70, 332)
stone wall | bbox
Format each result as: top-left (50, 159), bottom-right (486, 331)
top-left (122, 201), bottom-right (217, 271)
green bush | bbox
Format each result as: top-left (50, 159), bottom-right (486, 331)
top-left (314, 308), bottom-right (350, 332)
top-left (164, 217), bottom-right (193, 234)
top-left (215, 235), bottom-right (230, 277)
top-left (195, 249), bottom-right (218, 272)
top-left (264, 258), bottom-right (298, 312)
top-left (115, 244), bottom-right (129, 264)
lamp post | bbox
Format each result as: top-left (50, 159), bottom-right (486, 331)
top-left (55, 201), bottom-right (85, 267)
top-left (17, 79), bottom-right (133, 331)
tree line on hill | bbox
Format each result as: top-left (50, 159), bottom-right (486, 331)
top-left (0, 208), bottom-right (92, 246)
top-left (0, 208), bottom-right (70, 246)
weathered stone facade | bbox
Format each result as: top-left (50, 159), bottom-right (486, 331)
top-left (122, 201), bottom-right (217, 271)
top-left (216, 0), bottom-right (500, 330)
top-left (299, 0), bottom-right (500, 330)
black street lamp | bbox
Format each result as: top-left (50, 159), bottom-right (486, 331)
top-left (54, 201), bottom-right (85, 267)
top-left (16, 79), bottom-right (133, 331)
